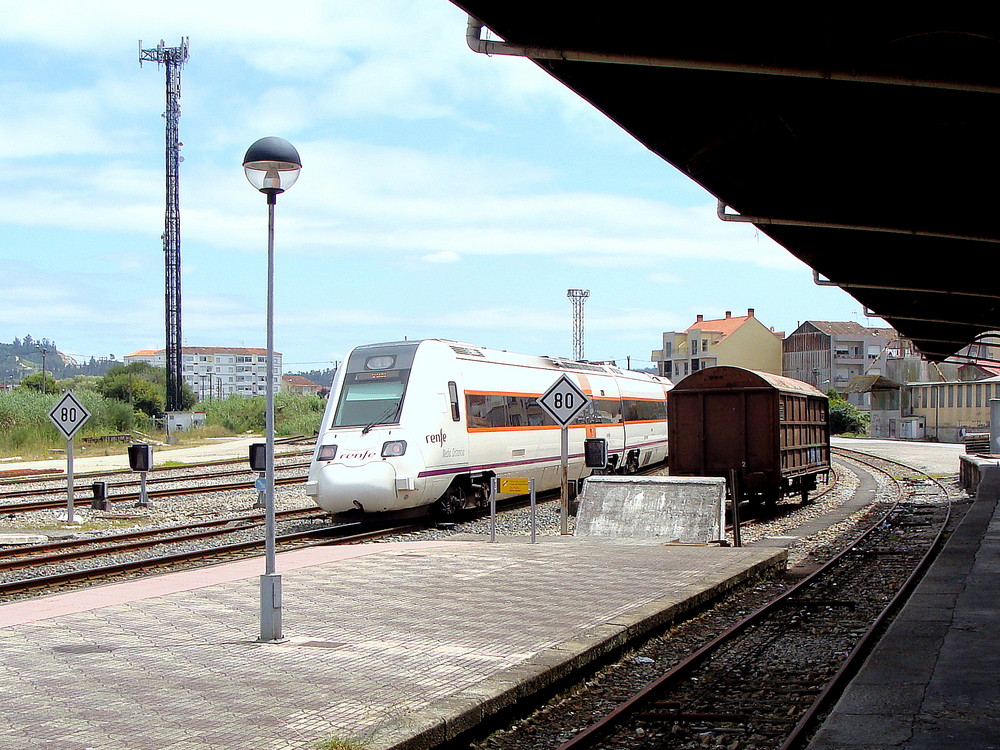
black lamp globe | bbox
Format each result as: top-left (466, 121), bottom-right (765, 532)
top-left (243, 136), bottom-right (302, 196)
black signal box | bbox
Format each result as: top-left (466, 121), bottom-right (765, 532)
top-left (249, 443), bottom-right (267, 472)
top-left (584, 438), bottom-right (608, 468)
top-left (128, 443), bottom-right (153, 473)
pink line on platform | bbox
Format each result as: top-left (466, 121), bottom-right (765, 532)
top-left (0, 540), bottom-right (471, 627)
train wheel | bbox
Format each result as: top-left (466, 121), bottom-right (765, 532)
top-left (625, 451), bottom-right (640, 474)
top-left (433, 486), bottom-right (465, 517)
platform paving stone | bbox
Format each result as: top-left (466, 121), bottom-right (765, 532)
top-left (808, 468), bottom-right (1000, 749)
top-left (0, 538), bottom-right (783, 750)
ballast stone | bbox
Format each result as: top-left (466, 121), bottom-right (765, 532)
top-left (0, 533), bottom-right (50, 546)
top-left (575, 475), bottom-right (726, 543)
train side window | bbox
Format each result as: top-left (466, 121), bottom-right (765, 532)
top-left (448, 381), bottom-right (461, 421)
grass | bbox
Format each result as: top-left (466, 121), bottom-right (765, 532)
top-left (6, 513), bottom-right (154, 533)
top-left (0, 389), bottom-right (324, 462)
top-left (315, 737), bottom-right (369, 750)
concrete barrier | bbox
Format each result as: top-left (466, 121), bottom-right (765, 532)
top-left (575, 476), bottom-right (726, 543)
top-left (960, 454), bottom-right (1000, 501)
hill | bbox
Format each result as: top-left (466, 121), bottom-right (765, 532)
top-left (1, 335), bottom-right (119, 384)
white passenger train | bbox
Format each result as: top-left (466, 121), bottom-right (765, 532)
top-left (305, 339), bottom-right (672, 518)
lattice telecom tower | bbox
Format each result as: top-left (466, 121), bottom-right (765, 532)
top-left (140, 38), bottom-right (189, 413)
top-left (567, 289), bottom-right (590, 361)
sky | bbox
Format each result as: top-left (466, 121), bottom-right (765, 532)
top-left (0, 1), bottom-right (880, 374)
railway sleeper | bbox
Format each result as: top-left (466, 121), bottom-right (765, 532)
top-left (779, 597), bottom-right (858, 609)
top-left (642, 711), bottom-right (754, 723)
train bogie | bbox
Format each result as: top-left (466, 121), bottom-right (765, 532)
top-left (306, 339), bottom-right (671, 518)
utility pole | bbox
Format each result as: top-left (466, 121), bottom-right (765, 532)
top-left (36, 345), bottom-right (48, 394)
top-left (140, 38), bottom-right (189, 413)
top-left (567, 289), bottom-right (590, 361)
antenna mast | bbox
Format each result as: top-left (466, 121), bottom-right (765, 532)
top-left (567, 289), bottom-right (590, 361)
top-left (140, 38), bottom-right (189, 413)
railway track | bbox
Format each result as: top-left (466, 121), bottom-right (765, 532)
top-left (0, 513), bottom-right (421, 598)
top-left (0, 470), bottom-right (310, 515)
top-left (0, 479), bottom-right (571, 600)
top-left (554, 448), bottom-right (951, 750)
top-left (0, 458), bottom-right (827, 603)
top-left (0, 456), bottom-right (311, 515)
top-left (0, 438), bottom-right (313, 486)
top-left (462, 447), bottom-right (958, 750)
top-left (0, 505), bottom-right (325, 572)
top-left (0, 458), bottom-right (311, 499)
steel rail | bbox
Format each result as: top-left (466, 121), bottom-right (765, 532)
top-left (0, 442), bottom-right (312, 485)
top-left (0, 522), bottom-right (416, 597)
top-left (0, 473), bottom-right (308, 515)
top-left (0, 506), bottom-right (327, 569)
top-left (556, 448), bottom-right (951, 750)
top-left (0, 458), bottom-right (311, 498)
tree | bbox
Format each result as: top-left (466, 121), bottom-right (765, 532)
top-left (826, 389), bottom-right (869, 435)
top-left (97, 362), bottom-right (195, 416)
top-left (17, 372), bottom-right (57, 394)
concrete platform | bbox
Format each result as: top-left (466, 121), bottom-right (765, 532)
top-left (808, 448), bottom-right (999, 749)
top-left (0, 537), bottom-right (784, 750)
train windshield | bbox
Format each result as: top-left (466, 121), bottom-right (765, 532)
top-left (331, 371), bottom-right (409, 429)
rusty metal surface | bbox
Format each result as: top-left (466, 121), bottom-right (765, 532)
top-left (669, 367), bottom-right (830, 500)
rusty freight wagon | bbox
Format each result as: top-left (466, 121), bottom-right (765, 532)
top-left (668, 366), bottom-right (830, 504)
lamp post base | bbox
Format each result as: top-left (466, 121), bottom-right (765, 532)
top-left (258, 573), bottom-right (285, 643)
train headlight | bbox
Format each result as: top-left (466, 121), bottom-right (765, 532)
top-left (381, 440), bottom-right (407, 458)
top-left (317, 444), bottom-right (338, 461)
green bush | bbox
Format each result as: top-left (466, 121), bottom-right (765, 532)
top-left (0, 388), bottom-right (150, 456)
top-left (0, 387), bottom-right (324, 458)
top-left (826, 389), bottom-right (870, 435)
top-left (97, 362), bottom-right (196, 415)
top-left (200, 392), bottom-right (325, 436)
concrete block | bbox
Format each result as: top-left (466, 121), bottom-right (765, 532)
top-left (576, 476), bottom-right (726, 542)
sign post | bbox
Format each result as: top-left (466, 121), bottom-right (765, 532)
top-left (48, 392), bottom-right (91, 525)
top-left (536, 375), bottom-right (590, 534)
top-left (499, 478), bottom-right (537, 542)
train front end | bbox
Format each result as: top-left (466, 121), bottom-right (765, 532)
top-left (306, 342), bottom-right (428, 517)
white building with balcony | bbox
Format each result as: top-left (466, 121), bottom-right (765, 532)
top-left (650, 309), bottom-right (783, 382)
top-left (124, 347), bottom-right (282, 401)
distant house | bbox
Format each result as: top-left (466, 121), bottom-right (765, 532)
top-left (958, 360), bottom-right (1000, 381)
top-left (845, 374), bottom-right (921, 439)
top-left (281, 375), bottom-right (324, 396)
top-left (650, 309), bottom-right (783, 382)
top-left (125, 346), bottom-right (281, 400)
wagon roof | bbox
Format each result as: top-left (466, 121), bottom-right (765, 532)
top-left (672, 366), bottom-right (827, 398)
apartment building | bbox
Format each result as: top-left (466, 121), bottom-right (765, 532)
top-left (650, 309), bottom-right (783, 382)
top-left (782, 320), bottom-right (915, 400)
top-left (125, 347), bottom-right (282, 400)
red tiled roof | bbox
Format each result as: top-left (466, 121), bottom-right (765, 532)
top-left (281, 375), bottom-right (321, 387)
top-left (126, 347), bottom-right (279, 357)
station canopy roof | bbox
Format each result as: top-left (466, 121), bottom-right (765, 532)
top-left (449, 6), bottom-right (1000, 361)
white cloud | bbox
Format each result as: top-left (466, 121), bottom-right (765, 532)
top-left (421, 250), bottom-right (460, 263)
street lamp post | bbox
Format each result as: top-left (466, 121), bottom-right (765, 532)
top-left (243, 136), bottom-right (301, 643)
